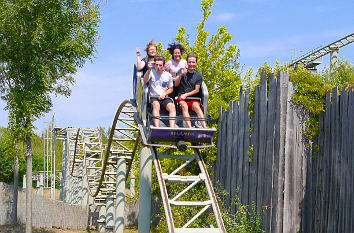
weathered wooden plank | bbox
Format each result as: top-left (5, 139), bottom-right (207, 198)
top-left (346, 87), bottom-right (354, 233)
top-left (242, 88), bottom-right (250, 206)
top-left (338, 88), bottom-right (348, 233)
top-left (327, 87), bottom-right (338, 233)
top-left (225, 101), bottom-right (234, 207)
top-left (293, 85), bottom-right (304, 233)
top-left (274, 71), bottom-right (289, 233)
top-left (249, 85), bottom-right (260, 207)
top-left (271, 72), bottom-right (280, 233)
top-left (231, 100), bottom-right (240, 214)
top-left (321, 93), bottom-right (331, 233)
top-left (216, 107), bottom-right (223, 184)
top-left (237, 87), bottom-right (245, 204)
top-left (264, 74), bottom-right (276, 231)
top-left (314, 111), bottom-right (325, 233)
top-left (302, 124), bottom-right (314, 233)
top-left (334, 87), bottom-right (340, 233)
top-left (220, 109), bottom-right (228, 191)
top-left (257, 72), bottom-right (268, 230)
top-left (283, 81), bottom-right (296, 233)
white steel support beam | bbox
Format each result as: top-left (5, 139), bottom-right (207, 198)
top-left (138, 145), bottom-right (153, 233)
top-left (39, 174), bottom-right (44, 196)
top-left (115, 158), bottom-right (126, 233)
top-left (330, 47), bottom-right (339, 73)
top-left (130, 170), bottom-right (135, 198)
top-left (106, 193), bottom-right (114, 233)
top-left (98, 205), bottom-right (106, 232)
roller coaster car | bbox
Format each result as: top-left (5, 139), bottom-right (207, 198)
top-left (133, 65), bottom-right (216, 149)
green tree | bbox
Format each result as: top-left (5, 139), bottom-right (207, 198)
top-left (159, 0), bottom-right (242, 118)
top-left (150, 0), bottom-right (244, 230)
top-left (0, 0), bottom-right (100, 230)
top-left (322, 59), bottom-right (354, 91)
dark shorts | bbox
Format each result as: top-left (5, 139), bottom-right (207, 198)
top-left (150, 97), bottom-right (173, 109)
top-left (177, 97), bottom-right (201, 109)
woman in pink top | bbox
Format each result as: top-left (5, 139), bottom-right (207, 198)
top-left (165, 42), bottom-right (187, 79)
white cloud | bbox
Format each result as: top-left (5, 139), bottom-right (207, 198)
top-left (28, 69), bottom-right (133, 132)
top-left (214, 13), bottom-right (239, 22)
top-left (245, 0), bottom-right (265, 3)
top-left (129, 0), bottom-right (153, 3)
top-left (0, 65), bottom-right (134, 132)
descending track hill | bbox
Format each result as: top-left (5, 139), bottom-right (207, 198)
top-left (58, 67), bottom-right (226, 232)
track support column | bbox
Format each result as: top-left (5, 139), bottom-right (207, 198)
top-left (98, 205), bottom-right (106, 232)
top-left (330, 46), bottom-right (339, 73)
top-left (138, 144), bottom-right (152, 233)
top-left (39, 174), bottom-right (44, 196)
top-left (106, 193), bottom-right (114, 232)
top-left (115, 158), bottom-right (126, 233)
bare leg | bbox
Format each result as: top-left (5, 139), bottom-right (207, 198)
top-left (192, 102), bottom-right (207, 128)
top-left (166, 102), bottom-right (176, 128)
top-left (180, 101), bottom-right (192, 128)
top-left (152, 101), bottom-right (160, 127)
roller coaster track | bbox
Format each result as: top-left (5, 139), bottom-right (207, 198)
top-left (62, 98), bottom-right (225, 231)
top-left (290, 32), bottom-right (354, 68)
top-left (64, 100), bottom-right (139, 204)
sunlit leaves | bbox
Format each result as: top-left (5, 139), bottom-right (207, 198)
top-left (173, 0), bottom-right (242, 118)
top-left (0, 0), bottom-right (100, 135)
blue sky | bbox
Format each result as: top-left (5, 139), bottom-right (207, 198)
top-left (1, 0), bottom-right (353, 132)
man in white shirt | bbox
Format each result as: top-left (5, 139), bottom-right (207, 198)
top-left (143, 56), bottom-right (176, 127)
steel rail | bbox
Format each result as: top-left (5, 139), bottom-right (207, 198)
top-left (71, 128), bottom-right (82, 176)
top-left (92, 99), bottom-right (139, 197)
top-left (290, 33), bottom-right (354, 68)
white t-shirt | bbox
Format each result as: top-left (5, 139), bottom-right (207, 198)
top-left (148, 69), bottom-right (173, 97)
top-left (165, 59), bottom-right (187, 78)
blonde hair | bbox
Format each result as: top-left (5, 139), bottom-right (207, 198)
top-left (144, 39), bottom-right (157, 59)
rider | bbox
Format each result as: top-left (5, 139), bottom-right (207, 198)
top-left (143, 56), bottom-right (176, 128)
top-left (175, 53), bottom-right (207, 128)
top-left (136, 39), bottom-right (157, 75)
top-left (165, 42), bottom-right (187, 79)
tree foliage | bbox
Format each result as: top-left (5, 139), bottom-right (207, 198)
top-left (253, 59), bottom-right (353, 141)
top-left (0, 0), bottom-right (100, 135)
top-left (0, 1), bottom-right (100, 228)
top-left (149, 0), bottom-right (257, 231)
top-left (322, 59), bottom-right (354, 91)
top-left (0, 127), bottom-right (62, 184)
top-left (158, 0), bottom-right (242, 118)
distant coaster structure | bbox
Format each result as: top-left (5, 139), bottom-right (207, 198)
top-left (290, 32), bottom-right (354, 71)
top-left (54, 66), bottom-right (226, 233)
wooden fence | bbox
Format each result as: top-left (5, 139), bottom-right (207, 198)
top-left (214, 71), bottom-right (353, 233)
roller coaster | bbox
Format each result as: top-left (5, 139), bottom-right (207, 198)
top-left (56, 66), bottom-right (226, 232)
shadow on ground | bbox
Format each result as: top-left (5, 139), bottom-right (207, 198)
top-left (0, 224), bottom-right (56, 233)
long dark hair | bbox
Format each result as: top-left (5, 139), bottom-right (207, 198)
top-left (167, 42), bottom-right (185, 60)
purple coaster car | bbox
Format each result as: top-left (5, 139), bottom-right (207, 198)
top-left (149, 126), bottom-right (216, 143)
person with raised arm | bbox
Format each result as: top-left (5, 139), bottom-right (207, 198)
top-left (175, 53), bottom-right (207, 128)
top-left (143, 56), bottom-right (176, 128)
top-left (136, 39), bottom-right (157, 75)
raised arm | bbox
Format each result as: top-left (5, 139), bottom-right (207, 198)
top-left (143, 61), bottom-right (153, 83)
top-left (174, 68), bottom-right (187, 87)
top-left (136, 47), bottom-right (146, 70)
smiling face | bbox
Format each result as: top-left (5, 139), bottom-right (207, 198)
top-left (148, 46), bottom-right (157, 57)
top-left (187, 56), bottom-right (197, 73)
top-left (173, 48), bottom-right (181, 62)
